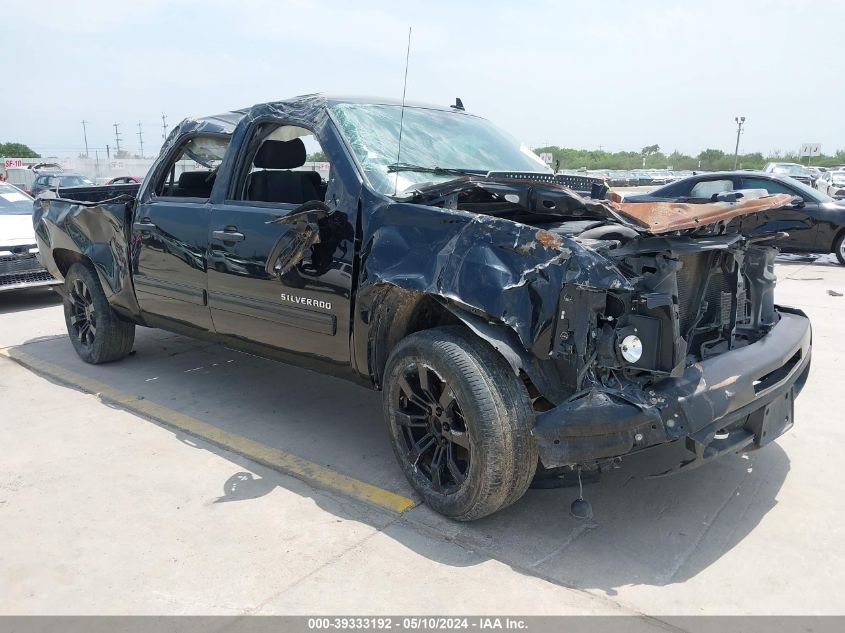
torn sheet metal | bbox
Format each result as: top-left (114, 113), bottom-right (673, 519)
top-left (33, 190), bottom-right (143, 319)
top-left (612, 193), bottom-right (795, 234)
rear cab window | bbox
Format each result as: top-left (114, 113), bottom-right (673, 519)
top-left (154, 135), bottom-right (232, 199)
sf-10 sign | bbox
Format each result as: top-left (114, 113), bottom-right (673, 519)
top-left (3, 158), bottom-right (24, 169)
top-left (800, 143), bottom-right (822, 157)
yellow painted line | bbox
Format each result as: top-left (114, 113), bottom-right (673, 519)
top-left (0, 346), bottom-right (418, 514)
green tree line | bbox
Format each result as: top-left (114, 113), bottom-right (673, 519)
top-left (534, 145), bottom-right (845, 171)
top-left (0, 142), bottom-right (40, 158)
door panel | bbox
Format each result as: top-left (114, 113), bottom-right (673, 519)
top-left (207, 201), bottom-right (354, 364)
top-left (739, 177), bottom-right (818, 250)
top-left (132, 199), bottom-right (214, 330)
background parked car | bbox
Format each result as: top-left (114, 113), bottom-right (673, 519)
top-left (815, 169), bottom-right (845, 198)
top-left (808, 166), bottom-right (824, 182)
top-left (608, 170), bottom-right (633, 186)
top-left (0, 182), bottom-right (59, 292)
top-left (648, 170), bottom-right (671, 185)
top-left (105, 175), bottom-right (142, 185)
top-left (763, 162), bottom-right (814, 186)
top-left (2, 167), bottom-right (37, 194)
top-left (624, 170), bottom-right (845, 264)
top-left (630, 169), bottom-right (654, 186)
top-left (30, 172), bottom-right (95, 197)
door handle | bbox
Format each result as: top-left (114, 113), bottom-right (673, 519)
top-left (212, 228), bottom-right (245, 242)
top-left (133, 218), bottom-right (156, 231)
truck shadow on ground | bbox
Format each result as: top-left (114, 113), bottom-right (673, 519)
top-left (7, 292), bottom-right (789, 598)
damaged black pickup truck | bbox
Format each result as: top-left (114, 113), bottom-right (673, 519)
top-left (33, 95), bottom-right (812, 520)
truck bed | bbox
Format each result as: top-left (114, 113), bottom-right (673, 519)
top-left (52, 183), bottom-right (140, 204)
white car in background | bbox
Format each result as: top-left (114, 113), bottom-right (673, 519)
top-left (815, 169), bottom-right (845, 198)
top-left (0, 182), bottom-right (59, 292)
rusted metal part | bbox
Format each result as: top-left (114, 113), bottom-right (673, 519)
top-left (535, 229), bottom-right (562, 249)
top-left (613, 194), bottom-right (795, 234)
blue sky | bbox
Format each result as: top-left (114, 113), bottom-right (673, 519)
top-left (3, 0), bottom-right (843, 158)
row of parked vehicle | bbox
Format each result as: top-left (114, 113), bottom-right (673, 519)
top-left (1, 163), bottom-right (141, 197)
top-left (564, 163), bottom-right (845, 196)
top-left (759, 162), bottom-right (845, 198)
top-left (566, 169), bottom-right (693, 187)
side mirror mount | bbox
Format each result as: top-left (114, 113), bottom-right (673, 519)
top-left (786, 196), bottom-right (805, 209)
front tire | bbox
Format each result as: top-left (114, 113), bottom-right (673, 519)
top-left (383, 327), bottom-right (538, 521)
top-left (834, 232), bottom-right (845, 266)
top-left (63, 262), bottom-right (135, 363)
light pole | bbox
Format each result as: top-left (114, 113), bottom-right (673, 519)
top-left (81, 120), bottom-right (89, 158)
top-left (733, 116), bottom-right (745, 170)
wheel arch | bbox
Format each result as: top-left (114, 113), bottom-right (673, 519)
top-left (831, 226), bottom-right (845, 251)
top-left (362, 285), bottom-right (561, 408)
top-left (52, 248), bottom-right (93, 278)
top-left (365, 286), bottom-right (462, 389)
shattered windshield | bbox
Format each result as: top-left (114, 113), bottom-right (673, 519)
top-left (329, 103), bottom-right (551, 196)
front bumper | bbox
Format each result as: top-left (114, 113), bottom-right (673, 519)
top-left (0, 246), bottom-right (60, 293)
top-left (533, 307), bottom-right (812, 471)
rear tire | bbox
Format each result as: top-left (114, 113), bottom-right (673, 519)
top-left (834, 232), bottom-right (845, 266)
top-left (383, 326), bottom-right (537, 521)
top-left (63, 262), bottom-right (135, 364)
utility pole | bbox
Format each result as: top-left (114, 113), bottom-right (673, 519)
top-left (733, 116), bottom-right (746, 170)
top-left (137, 121), bottom-right (144, 158)
top-left (81, 120), bottom-right (89, 157)
top-left (113, 123), bottom-right (122, 156)
top-left (106, 144), bottom-right (110, 159)
top-left (161, 113), bottom-right (168, 142)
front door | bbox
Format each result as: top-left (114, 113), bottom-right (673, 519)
top-left (207, 123), bottom-right (355, 365)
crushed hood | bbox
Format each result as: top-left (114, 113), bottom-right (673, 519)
top-left (409, 175), bottom-right (796, 236)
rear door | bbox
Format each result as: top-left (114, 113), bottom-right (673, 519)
top-left (207, 121), bottom-right (356, 366)
top-left (131, 134), bottom-right (231, 331)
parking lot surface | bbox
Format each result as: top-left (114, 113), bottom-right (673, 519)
top-left (1, 255), bottom-right (844, 617)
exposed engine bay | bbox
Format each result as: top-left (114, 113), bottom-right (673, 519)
top-left (394, 173), bottom-right (807, 473)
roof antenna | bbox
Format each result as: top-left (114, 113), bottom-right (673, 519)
top-left (393, 26), bottom-right (412, 196)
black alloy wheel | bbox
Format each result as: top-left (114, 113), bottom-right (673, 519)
top-left (393, 362), bottom-right (471, 494)
top-left (68, 277), bottom-right (97, 348)
top-left (383, 326), bottom-right (538, 520)
top-left (62, 262), bottom-right (135, 364)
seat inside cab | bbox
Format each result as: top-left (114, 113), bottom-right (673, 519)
top-left (247, 139), bottom-right (322, 204)
top-left (245, 126), bottom-right (327, 204)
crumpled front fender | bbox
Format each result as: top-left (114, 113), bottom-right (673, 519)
top-left (358, 199), bottom-right (631, 357)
